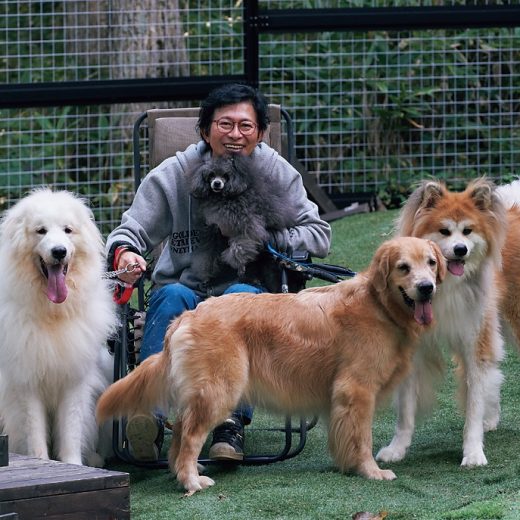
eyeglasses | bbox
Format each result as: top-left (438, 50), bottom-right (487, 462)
top-left (213, 118), bottom-right (258, 136)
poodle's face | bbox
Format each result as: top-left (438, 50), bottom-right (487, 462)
top-left (192, 157), bottom-right (250, 198)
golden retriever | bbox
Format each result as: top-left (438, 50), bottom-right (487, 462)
top-left (97, 236), bottom-right (446, 494)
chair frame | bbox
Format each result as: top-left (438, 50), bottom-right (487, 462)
top-left (111, 105), bottom-right (316, 468)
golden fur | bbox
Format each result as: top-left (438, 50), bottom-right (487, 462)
top-left (97, 237), bottom-right (445, 494)
top-left (497, 204), bottom-right (520, 347)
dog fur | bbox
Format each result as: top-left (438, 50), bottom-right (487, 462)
top-left (97, 237), bottom-right (446, 494)
top-left (377, 177), bottom-right (509, 468)
top-left (495, 179), bottom-right (520, 349)
top-left (188, 155), bottom-right (298, 281)
top-left (0, 189), bottom-right (117, 466)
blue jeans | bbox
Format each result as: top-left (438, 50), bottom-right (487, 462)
top-left (140, 282), bottom-right (264, 423)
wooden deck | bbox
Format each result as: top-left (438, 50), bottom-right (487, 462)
top-left (0, 453), bottom-right (129, 519)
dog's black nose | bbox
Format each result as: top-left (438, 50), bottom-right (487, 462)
top-left (51, 246), bottom-right (67, 260)
top-left (453, 244), bottom-right (468, 257)
top-left (417, 281), bottom-right (434, 298)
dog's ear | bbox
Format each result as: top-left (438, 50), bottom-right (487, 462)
top-left (224, 159), bottom-right (248, 195)
top-left (429, 240), bottom-right (447, 284)
top-left (370, 241), bottom-right (394, 292)
top-left (0, 203), bottom-right (26, 243)
top-left (420, 181), bottom-right (445, 209)
top-left (466, 177), bottom-right (507, 269)
top-left (467, 177), bottom-right (495, 211)
top-left (396, 180), bottom-right (445, 236)
top-left (189, 164), bottom-right (211, 198)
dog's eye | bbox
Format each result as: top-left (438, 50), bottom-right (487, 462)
top-left (398, 263), bottom-right (410, 274)
top-left (36, 227), bottom-right (47, 235)
top-left (64, 226), bottom-right (73, 234)
top-left (439, 228), bottom-right (451, 236)
top-left (463, 228), bottom-right (472, 236)
top-left (428, 258), bottom-right (437, 267)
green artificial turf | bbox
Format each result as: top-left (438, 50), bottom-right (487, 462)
top-left (108, 209), bottom-right (520, 519)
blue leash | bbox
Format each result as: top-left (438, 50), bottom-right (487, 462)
top-left (266, 244), bottom-right (356, 284)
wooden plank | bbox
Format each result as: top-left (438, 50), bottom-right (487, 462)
top-left (0, 488), bottom-right (129, 520)
top-left (0, 454), bottom-right (129, 520)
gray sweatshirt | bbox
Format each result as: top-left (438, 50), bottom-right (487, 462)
top-left (107, 141), bottom-right (331, 297)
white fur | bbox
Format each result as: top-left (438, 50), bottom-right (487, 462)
top-left (0, 189), bottom-right (117, 466)
top-left (496, 178), bottom-right (520, 209)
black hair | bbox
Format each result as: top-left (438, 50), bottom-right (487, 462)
top-left (197, 83), bottom-right (269, 139)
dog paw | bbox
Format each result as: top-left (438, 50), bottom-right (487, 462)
top-left (375, 446), bottom-right (406, 463)
top-left (461, 451), bottom-right (488, 467)
top-left (358, 462), bottom-right (397, 481)
top-left (372, 469), bottom-right (397, 481)
top-left (182, 475), bottom-right (215, 497)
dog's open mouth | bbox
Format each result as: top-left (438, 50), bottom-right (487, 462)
top-left (447, 259), bottom-right (465, 276)
top-left (399, 286), bottom-right (433, 326)
top-left (40, 258), bottom-right (69, 304)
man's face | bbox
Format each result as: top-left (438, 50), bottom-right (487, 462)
top-left (202, 101), bottom-right (264, 157)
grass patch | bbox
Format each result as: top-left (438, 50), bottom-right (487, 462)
top-left (107, 209), bottom-right (520, 519)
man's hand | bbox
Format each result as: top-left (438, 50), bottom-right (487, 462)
top-left (117, 251), bottom-right (147, 284)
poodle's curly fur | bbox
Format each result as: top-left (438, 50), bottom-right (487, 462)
top-left (188, 155), bottom-right (298, 284)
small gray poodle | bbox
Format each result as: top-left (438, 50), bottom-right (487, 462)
top-left (189, 155), bottom-right (298, 283)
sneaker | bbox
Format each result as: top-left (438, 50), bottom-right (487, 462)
top-left (208, 415), bottom-right (244, 461)
top-left (125, 413), bottom-right (164, 461)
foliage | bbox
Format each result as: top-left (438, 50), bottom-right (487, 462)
top-left (2, 1), bottom-right (519, 227)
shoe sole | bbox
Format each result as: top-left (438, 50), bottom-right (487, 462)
top-left (126, 415), bottom-right (159, 461)
top-left (208, 442), bottom-right (244, 462)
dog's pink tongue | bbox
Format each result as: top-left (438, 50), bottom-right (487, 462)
top-left (46, 264), bottom-right (68, 304)
top-left (448, 260), bottom-right (465, 276)
top-left (414, 300), bottom-right (433, 325)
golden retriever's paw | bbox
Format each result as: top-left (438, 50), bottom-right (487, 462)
top-left (358, 467), bottom-right (397, 481)
top-left (358, 461), bottom-right (397, 481)
top-left (369, 469), bottom-right (397, 481)
top-left (375, 445), bottom-right (406, 463)
top-left (182, 475), bottom-right (215, 497)
top-left (461, 451), bottom-right (488, 467)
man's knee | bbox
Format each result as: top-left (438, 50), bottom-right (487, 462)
top-left (224, 283), bottom-right (264, 295)
top-left (151, 283), bottom-right (199, 313)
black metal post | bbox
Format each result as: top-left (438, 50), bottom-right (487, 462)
top-left (0, 435), bottom-right (8, 466)
top-left (244, 0), bottom-right (260, 87)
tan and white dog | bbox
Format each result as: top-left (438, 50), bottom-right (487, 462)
top-left (97, 237), bottom-right (446, 495)
top-left (377, 177), bottom-right (520, 468)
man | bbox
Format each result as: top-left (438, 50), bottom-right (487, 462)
top-left (108, 83), bottom-right (331, 461)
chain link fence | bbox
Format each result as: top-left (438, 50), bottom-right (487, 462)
top-left (2, 1), bottom-right (519, 232)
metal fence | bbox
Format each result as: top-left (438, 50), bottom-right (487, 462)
top-left (2, 1), bottom-right (519, 233)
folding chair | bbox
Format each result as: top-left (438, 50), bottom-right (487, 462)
top-left (111, 104), bottom-right (328, 468)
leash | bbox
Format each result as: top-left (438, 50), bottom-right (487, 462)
top-left (103, 262), bottom-right (140, 281)
top-left (266, 244), bottom-right (356, 284)
top-left (103, 263), bottom-right (140, 304)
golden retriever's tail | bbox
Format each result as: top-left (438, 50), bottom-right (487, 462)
top-left (96, 353), bottom-right (168, 424)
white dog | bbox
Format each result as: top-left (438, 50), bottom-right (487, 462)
top-left (0, 189), bottom-right (117, 466)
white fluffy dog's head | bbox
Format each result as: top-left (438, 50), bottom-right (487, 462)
top-left (0, 189), bottom-right (105, 304)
